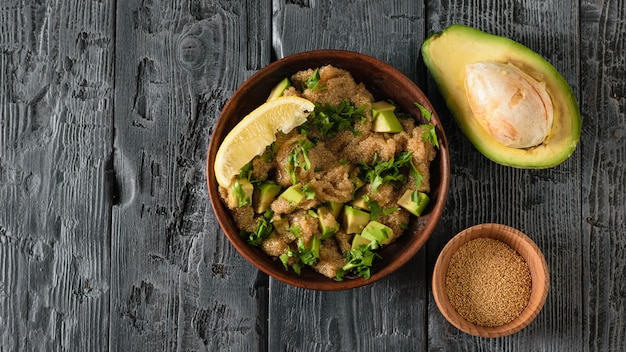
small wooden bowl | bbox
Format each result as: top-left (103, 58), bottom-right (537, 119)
top-left (207, 50), bottom-right (450, 290)
top-left (432, 223), bottom-right (549, 337)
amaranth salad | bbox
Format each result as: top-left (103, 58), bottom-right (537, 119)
top-left (218, 65), bottom-right (439, 280)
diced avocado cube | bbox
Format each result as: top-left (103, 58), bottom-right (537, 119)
top-left (317, 206), bottom-right (340, 239)
top-left (342, 205), bottom-right (370, 234)
top-left (361, 221), bottom-right (394, 247)
top-left (398, 189), bottom-right (430, 216)
top-left (267, 77), bottom-right (290, 101)
top-left (373, 110), bottom-right (404, 133)
top-left (279, 184), bottom-right (305, 205)
top-left (228, 178), bottom-right (254, 208)
top-left (273, 217), bottom-right (290, 235)
top-left (253, 183), bottom-right (282, 213)
top-left (327, 202), bottom-right (344, 218)
top-left (350, 234), bottom-right (372, 250)
top-left (371, 101), bottom-right (396, 115)
top-left (350, 192), bottom-right (370, 211)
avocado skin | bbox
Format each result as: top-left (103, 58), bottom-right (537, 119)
top-left (421, 24), bottom-right (581, 168)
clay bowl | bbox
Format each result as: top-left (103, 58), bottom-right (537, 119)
top-left (207, 49), bottom-right (450, 290)
top-left (432, 223), bottom-right (550, 337)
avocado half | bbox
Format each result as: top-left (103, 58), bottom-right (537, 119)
top-left (421, 24), bottom-right (581, 168)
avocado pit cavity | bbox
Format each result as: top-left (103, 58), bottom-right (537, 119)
top-left (464, 62), bottom-right (554, 148)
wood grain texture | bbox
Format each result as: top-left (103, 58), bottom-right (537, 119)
top-left (110, 1), bottom-right (271, 351)
top-left (580, 0), bottom-right (626, 351)
top-left (0, 0), bottom-right (114, 350)
top-left (1, 0), bottom-right (624, 351)
top-left (424, 0), bottom-right (584, 350)
top-left (270, 1), bottom-right (429, 351)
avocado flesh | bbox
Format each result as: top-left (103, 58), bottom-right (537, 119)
top-left (371, 101), bottom-right (396, 115)
top-left (373, 110), bottom-right (404, 133)
top-left (350, 190), bottom-right (370, 211)
top-left (342, 205), bottom-right (370, 234)
top-left (327, 202), bottom-right (344, 218)
top-left (228, 178), bottom-right (254, 208)
top-left (279, 184), bottom-right (305, 205)
top-left (267, 77), bottom-right (290, 101)
top-left (253, 183), bottom-right (282, 213)
top-left (372, 101), bottom-right (403, 133)
top-left (397, 189), bottom-right (429, 217)
top-left (361, 221), bottom-right (394, 247)
top-left (317, 206), bottom-right (340, 239)
top-left (421, 24), bottom-right (581, 168)
top-left (351, 234), bottom-right (371, 250)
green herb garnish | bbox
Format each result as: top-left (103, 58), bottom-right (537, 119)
top-left (280, 237), bottom-right (321, 273)
top-left (414, 102), bottom-right (439, 149)
top-left (245, 210), bottom-right (274, 247)
top-left (305, 68), bottom-right (327, 92)
top-left (340, 244), bottom-right (381, 280)
top-left (302, 183), bottom-right (316, 200)
top-left (286, 139), bottom-right (315, 184)
top-left (263, 143), bottom-right (277, 163)
top-left (301, 99), bottom-right (366, 138)
top-left (368, 200), bottom-right (383, 221)
top-left (360, 151), bottom-right (423, 192)
top-left (232, 179), bottom-right (252, 207)
top-left (239, 161), bottom-right (254, 180)
top-left (289, 224), bottom-right (302, 238)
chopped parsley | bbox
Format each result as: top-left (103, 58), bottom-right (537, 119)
top-left (238, 161), bottom-right (254, 180)
top-left (300, 99), bottom-right (366, 138)
top-left (359, 151), bottom-right (423, 193)
top-left (414, 102), bottom-right (439, 149)
top-left (263, 143), bottom-right (277, 163)
top-left (302, 183), bottom-right (316, 200)
top-left (290, 224), bottom-right (302, 238)
top-left (280, 237), bottom-right (321, 274)
top-left (286, 139), bottom-right (315, 184)
top-left (232, 179), bottom-right (252, 207)
top-left (305, 68), bottom-right (327, 92)
top-left (338, 244), bottom-right (381, 280)
top-left (366, 199), bottom-right (398, 221)
top-left (244, 210), bottom-right (274, 247)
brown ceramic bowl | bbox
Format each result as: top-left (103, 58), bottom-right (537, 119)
top-left (432, 223), bottom-right (550, 337)
top-left (207, 50), bottom-right (450, 290)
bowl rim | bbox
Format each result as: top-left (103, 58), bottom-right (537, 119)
top-left (206, 49), bottom-right (450, 290)
top-left (432, 223), bottom-right (550, 337)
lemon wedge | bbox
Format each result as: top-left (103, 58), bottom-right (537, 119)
top-left (214, 96), bottom-right (315, 188)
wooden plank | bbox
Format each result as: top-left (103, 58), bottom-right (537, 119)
top-left (270, 1), bottom-right (429, 351)
top-left (424, 0), bottom-right (584, 350)
top-left (580, 1), bottom-right (626, 351)
top-left (110, 1), bottom-right (272, 350)
top-left (0, 0), bottom-right (114, 350)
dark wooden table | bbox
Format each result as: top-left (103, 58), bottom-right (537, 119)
top-left (2, 1), bottom-right (624, 351)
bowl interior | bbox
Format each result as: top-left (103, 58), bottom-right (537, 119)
top-left (207, 50), bottom-right (450, 290)
top-left (432, 223), bottom-right (550, 337)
